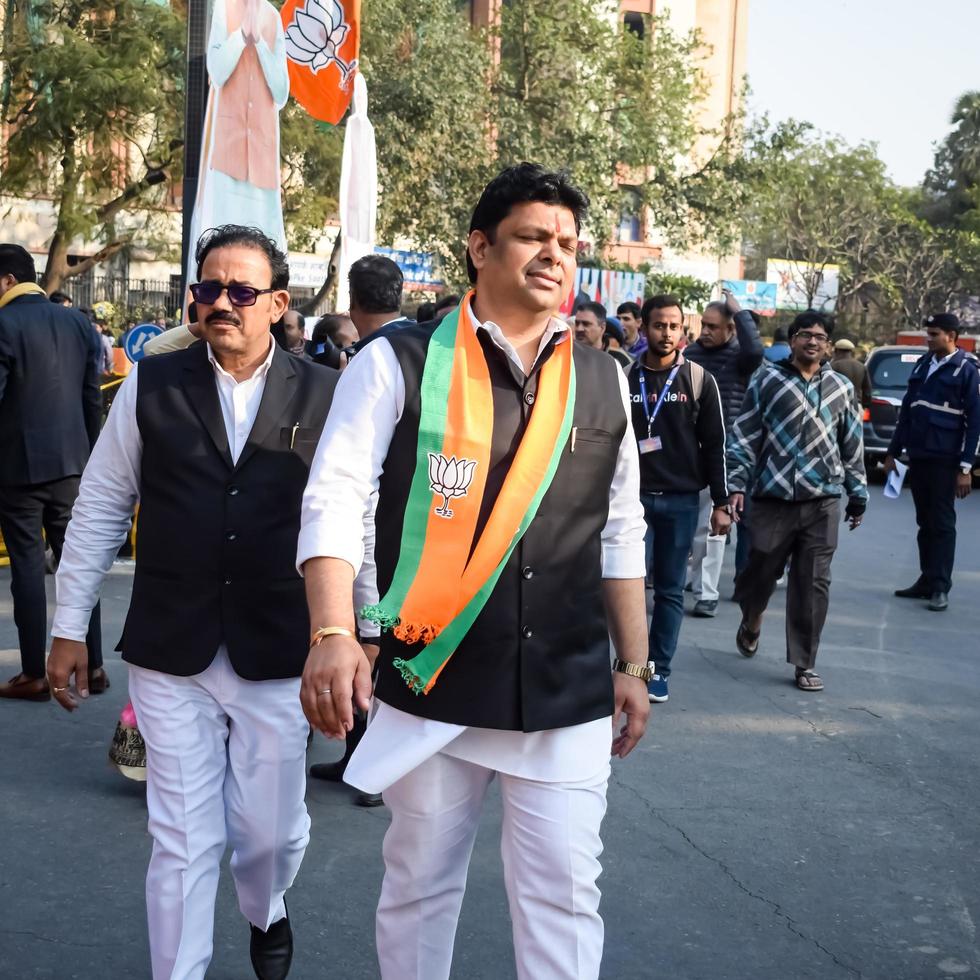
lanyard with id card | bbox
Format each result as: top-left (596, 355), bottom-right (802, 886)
top-left (638, 362), bottom-right (681, 454)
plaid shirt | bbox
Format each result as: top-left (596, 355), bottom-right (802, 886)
top-left (727, 360), bottom-right (868, 503)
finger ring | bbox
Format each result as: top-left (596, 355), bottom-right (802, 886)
top-left (52, 686), bottom-right (68, 693)
top-left (316, 688), bottom-right (332, 696)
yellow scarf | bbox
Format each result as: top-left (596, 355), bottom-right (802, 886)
top-left (0, 282), bottom-right (47, 309)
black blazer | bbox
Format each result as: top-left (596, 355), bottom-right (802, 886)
top-left (0, 294), bottom-right (102, 486)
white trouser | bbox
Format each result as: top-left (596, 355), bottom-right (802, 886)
top-left (376, 751), bottom-right (610, 980)
top-left (687, 487), bottom-right (726, 601)
top-left (128, 648), bottom-right (311, 980)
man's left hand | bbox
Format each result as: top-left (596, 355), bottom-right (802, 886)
top-left (710, 505), bottom-right (732, 536)
top-left (956, 471), bottom-right (973, 499)
top-left (611, 673), bottom-right (649, 759)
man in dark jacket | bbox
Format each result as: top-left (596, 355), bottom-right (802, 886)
top-left (0, 244), bottom-right (106, 702)
top-left (683, 290), bottom-right (764, 613)
top-left (831, 339), bottom-right (871, 409)
top-left (627, 294), bottom-right (729, 703)
top-left (886, 313), bottom-right (980, 611)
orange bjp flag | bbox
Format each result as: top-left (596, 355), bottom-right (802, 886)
top-left (281, 0), bottom-right (361, 125)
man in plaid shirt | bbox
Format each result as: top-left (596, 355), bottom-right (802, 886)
top-left (726, 311), bottom-right (868, 692)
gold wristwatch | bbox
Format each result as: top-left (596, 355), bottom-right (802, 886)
top-left (612, 658), bottom-right (652, 682)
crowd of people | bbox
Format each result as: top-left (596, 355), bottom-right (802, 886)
top-left (0, 161), bottom-right (978, 980)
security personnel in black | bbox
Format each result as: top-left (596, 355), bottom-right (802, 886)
top-left (886, 313), bottom-right (980, 611)
top-left (48, 226), bottom-right (338, 980)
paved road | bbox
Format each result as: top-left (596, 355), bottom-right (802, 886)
top-left (1, 485), bottom-right (979, 979)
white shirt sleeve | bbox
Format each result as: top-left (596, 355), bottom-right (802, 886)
top-left (600, 367), bottom-right (646, 579)
top-left (353, 492), bottom-right (380, 638)
top-left (297, 338), bottom-right (404, 578)
top-left (52, 367), bottom-right (143, 641)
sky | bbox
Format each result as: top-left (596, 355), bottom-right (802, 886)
top-left (746, 0), bottom-right (980, 187)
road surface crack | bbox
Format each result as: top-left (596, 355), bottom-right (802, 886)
top-left (610, 770), bottom-right (863, 978)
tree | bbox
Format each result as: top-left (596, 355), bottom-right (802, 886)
top-left (924, 90), bottom-right (980, 235)
top-left (1, 0), bottom-right (185, 292)
top-left (355, 0), bottom-right (755, 284)
top-left (741, 124), bottom-right (901, 315)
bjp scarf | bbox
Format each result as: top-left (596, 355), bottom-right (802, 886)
top-left (361, 291), bottom-right (576, 695)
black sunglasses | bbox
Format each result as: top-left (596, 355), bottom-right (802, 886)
top-left (190, 281), bottom-right (277, 307)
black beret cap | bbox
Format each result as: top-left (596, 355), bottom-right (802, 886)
top-left (924, 312), bottom-right (960, 332)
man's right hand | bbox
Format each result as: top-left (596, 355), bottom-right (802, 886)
top-left (300, 634), bottom-right (373, 739)
top-left (729, 492), bottom-right (745, 523)
top-left (722, 288), bottom-right (742, 315)
top-left (47, 638), bottom-right (89, 712)
top-left (883, 454), bottom-right (897, 475)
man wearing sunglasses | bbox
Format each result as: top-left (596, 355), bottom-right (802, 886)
top-left (47, 224), bottom-right (339, 980)
top-left (726, 310), bottom-right (868, 693)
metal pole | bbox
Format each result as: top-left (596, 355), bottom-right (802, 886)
top-left (180, 0), bottom-right (211, 302)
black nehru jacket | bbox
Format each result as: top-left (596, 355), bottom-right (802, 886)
top-left (117, 342), bottom-right (337, 680)
top-left (373, 324), bottom-right (627, 733)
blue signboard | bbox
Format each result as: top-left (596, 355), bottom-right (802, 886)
top-left (376, 247), bottom-right (443, 290)
top-left (123, 322), bottom-right (164, 363)
top-left (722, 279), bottom-right (778, 316)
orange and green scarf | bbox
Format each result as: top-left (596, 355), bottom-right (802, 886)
top-left (361, 291), bottom-right (576, 695)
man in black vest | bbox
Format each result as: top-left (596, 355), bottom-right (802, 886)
top-left (47, 226), bottom-right (338, 980)
top-left (297, 164), bottom-right (650, 979)
top-left (0, 244), bottom-right (106, 702)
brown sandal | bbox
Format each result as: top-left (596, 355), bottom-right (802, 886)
top-left (795, 669), bottom-right (824, 692)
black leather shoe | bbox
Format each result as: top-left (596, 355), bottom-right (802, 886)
top-left (894, 583), bottom-right (930, 599)
top-left (928, 592), bottom-right (949, 612)
top-left (356, 792), bottom-right (384, 807)
top-left (309, 759), bottom-right (347, 782)
top-left (250, 907), bottom-right (293, 980)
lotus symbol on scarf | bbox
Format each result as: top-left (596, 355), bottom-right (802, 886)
top-left (284, 0), bottom-right (358, 84)
top-left (427, 453), bottom-right (477, 519)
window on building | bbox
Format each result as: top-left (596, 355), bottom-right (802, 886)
top-left (618, 188), bottom-right (643, 243)
top-left (623, 12), bottom-right (645, 40)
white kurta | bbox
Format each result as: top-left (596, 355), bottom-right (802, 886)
top-left (296, 306), bottom-right (647, 793)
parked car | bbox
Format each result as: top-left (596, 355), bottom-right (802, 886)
top-left (862, 345), bottom-right (925, 473)
top-left (862, 345), bottom-right (980, 480)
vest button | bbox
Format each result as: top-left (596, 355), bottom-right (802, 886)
top-left (524, 392), bottom-right (535, 406)
top-left (227, 485), bottom-right (239, 496)
top-left (226, 531), bottom-right (237, 541)
top-left (522, 626), bottom-right (533, 639)
top-left (522, 566), bottom-right (534, 580)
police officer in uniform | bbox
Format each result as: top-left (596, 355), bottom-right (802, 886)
top-left (887, 313), bottom-right (980, 611)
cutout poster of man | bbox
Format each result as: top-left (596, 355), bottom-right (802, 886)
top-left (185, 0), bottom-right (290, 293)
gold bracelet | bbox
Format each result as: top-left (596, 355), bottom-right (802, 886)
top-left (310, 626), bottom-right (355, 647)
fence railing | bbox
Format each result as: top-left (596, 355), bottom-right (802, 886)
top-left (61, 276), bottom-right (183, 319)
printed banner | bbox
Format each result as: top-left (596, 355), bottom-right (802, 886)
top-left (766, 259), bottom-right (839, 312)
top-left (560, 268), bottom-right (646, 315)
top-left (282, 0), bottom-right (360, 125)
top-left (722, 279), bottom-right (777, 316)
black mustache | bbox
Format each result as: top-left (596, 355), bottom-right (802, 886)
top-left (206, 312), bottom-right (240, 326)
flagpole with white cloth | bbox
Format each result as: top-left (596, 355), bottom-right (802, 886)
top-left (336, 72), bottom-right (377, 313)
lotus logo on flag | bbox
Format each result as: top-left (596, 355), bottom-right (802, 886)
top-left (281, 0), bottom-right (360, 124)
top-left (427, 453), bottom-right (477, 519)
top-left (285, 0), bottom-right (357, 81)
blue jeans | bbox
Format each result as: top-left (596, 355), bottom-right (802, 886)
top-left (641, 491), bottom-right (701, 678)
